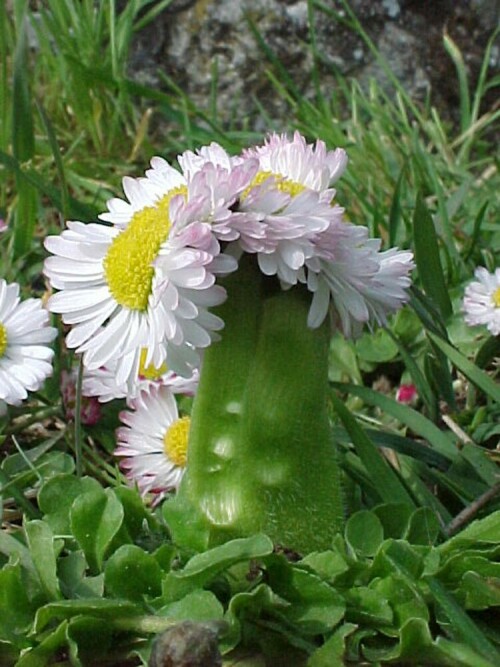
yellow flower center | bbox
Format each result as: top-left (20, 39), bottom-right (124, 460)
top-left (242, 170), bottom-right (305, 201)
top-left (103, 186), bottom-right (187, 311)
top-left (0, 322), bottom-right (7, 357)
top-left (138, 348), bottom-right (168, 381)
top-left (493, 287), bottom-right (500, 308)
top-left (163, 416), bottom-right (190, 467)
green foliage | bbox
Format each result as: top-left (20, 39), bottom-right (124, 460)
top-left (1, 476), bottom-right (500, 665)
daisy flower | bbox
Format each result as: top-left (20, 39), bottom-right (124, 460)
top-left (83, 347), bottom-right (199, 403)
top-left (44, 158), bottom-right (231, 389)
top-left (238, 132), bottom-right (348, 285)
top-left (115, 384), bottom-right (190, 502)
top-left (463, 267), bottom-right (500, 336)
top-left (0, 279), bottom-right (57, 406)
top-left (306, 221), bottom-right (415, 336)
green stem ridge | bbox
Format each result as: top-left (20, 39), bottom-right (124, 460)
top-left (173, 256), bottom-right (344, 554)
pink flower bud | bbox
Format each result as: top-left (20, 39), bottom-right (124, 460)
top-left (396, 383), bottom-right (418, 405)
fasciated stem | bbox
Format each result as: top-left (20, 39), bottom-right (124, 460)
top-left (172, 256), bottom-right (344, 554)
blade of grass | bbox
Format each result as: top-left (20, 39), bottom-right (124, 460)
top-left (0, 468), bottom-right (40, 520)
top-left (245, 14), bottom-right (302, 101)
top-left (409, 286), bottom-right (449, 338)
top-left (427, 332), bottom-right (500, 403)
top-left (459, 26), bottom-right (500, 162)
top-left (36, 101), bottom-right (70, 223)
top-left (475, 335), bottom-right (500, 370)
top-left (330, 391), bottom-right (416, 507)
top-left (0, 150), bottom-right (98, 221)
top-left (12, 0), bottom-right (37, 260)
top-left (443, 33), bottom-right (471, 135)
top-left (388, 162), bottom-right (407, 247)
top-left (330, 382), bottom-right (458, 461)
top-left (426, 577), bottom-right (499, 664)
top-left (75, 356), bottom-right (84, 478)
top-left (463, 201), bottom-right (488, 262)
top-left (385, 327), bottom-right (437, 421)
top-left (332, 426), bottom-right (450, 470)
top-left (413, 192), bottom-right (453, 320)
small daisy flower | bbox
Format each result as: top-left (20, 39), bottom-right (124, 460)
top-left (0, 279), bottom-right (57, 406)
top-left (244, 131), bottom-right (348, 192)
top-left (83, 347), bottom-right (199, 403)
top-left (44, 159), bottom-right (229, 389)
top-left (238, 132), bottom-right (348, 285)
top-left (463, 267), bottom-right (500, 336)
top-left (115, 384), bottom-right (190, 502)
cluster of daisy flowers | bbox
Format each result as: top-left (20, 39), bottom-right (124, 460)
top-left (42, 131), bottom-right (420, 501)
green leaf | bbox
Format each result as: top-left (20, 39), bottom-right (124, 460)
top-left (157, 590), bottom-right (224, 624)
top-left (330, 391), bottom-right (416, 506)
top-left (24, 520), bottom-right (62, 601)
top-left (300, 550), bottom-right (350, 584)
top-left (38, 474), bottom-right (102, 535)
top-left (371, 539), bottom-right (425, 581)
top-left (223, 583), bottom-right (288, 654)
top-left (460, 571), bottom-right (500, 610)
top-left (355, 328), bottom-right (399, 363)
top-left (439, 511), bottom-right (500, 555)
top-left (58, 551), bottom-right (104, 599)
top-left (345, 511), bottom-right (384, 557)
top-left (427, 332), bottom-right (500, 402)
top-left (440, 553), bottom-right (500, 584)
top-left (66, 615), bottom-right (113, 667)
top-left (0, 563), bottom-right (35, 645)
top-left (70, 486), bottom-right (124, 572)
top-left (104, 545), bottom-right (162, 601)
top-left (426, 576), bottom-right (499, 663)
top-left (164, 534), bottom-right (273, 593)
top-left (307, 622), bottom-right (358, 667)
top-left (372, 574), bottom-right (429, 629)
top-left (113, 485), bottom-right (156, 542)
top-left (34, 598), bottom-right (139, 634)
top-left (0, 530), bottom-right (35, 574)
top-left (345, 586), bottom-right (393, 626)
top-left (280, 568), bottom-right (346, 635)
top-left (404, 507), bottom-right (441, 546)
top-left (398, 617), bottom-right (498, 667)
top-left (373, 503), bottom-right (414, 540)
top-left (413, 192), bottom-right (452, 320)
top-left (16, 620), bottom-right (69, 667)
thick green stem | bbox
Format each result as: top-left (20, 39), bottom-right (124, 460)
top-left (171, 256), bottom-right (344, 554)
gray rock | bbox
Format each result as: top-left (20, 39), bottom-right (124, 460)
top-left (127, 0), bottom-right (500, 128)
